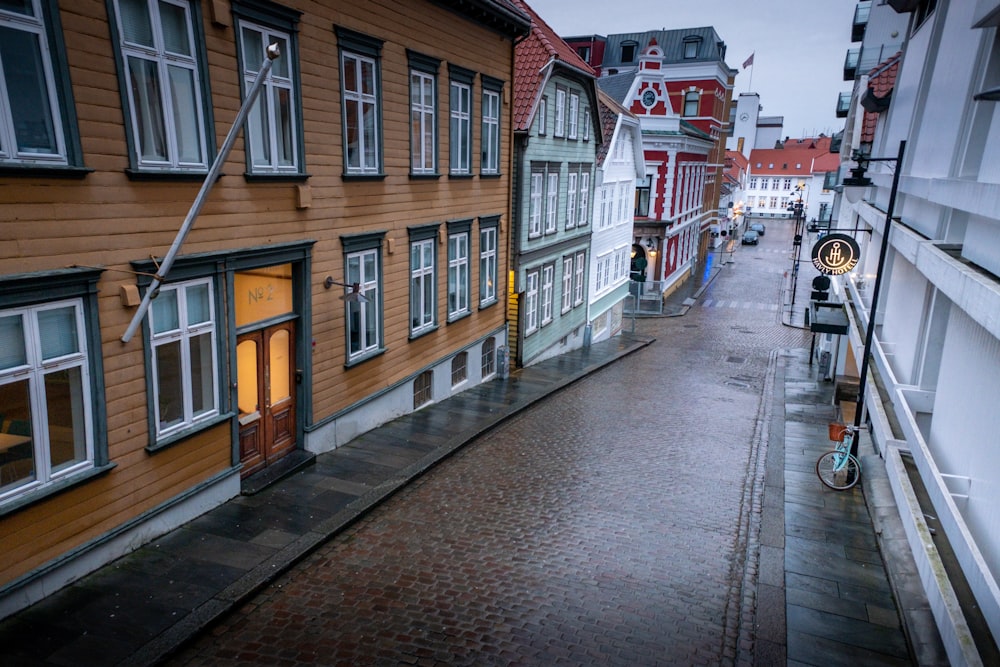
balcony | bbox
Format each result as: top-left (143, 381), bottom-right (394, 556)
top-left (844, 47), bottom-right (860, 81)
top-left (852, 2), bottom-right (871, 42)
top-left (836, 91), bottom-right (852, 118)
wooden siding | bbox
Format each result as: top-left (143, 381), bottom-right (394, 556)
top-left (0, 0), bottom-right (517, 591)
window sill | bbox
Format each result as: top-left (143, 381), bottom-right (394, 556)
top-left (0, 164), bottom-right (92, 179)
top-left (479, 173), bottom-right (502, 179)
top-left (244, 172), bottom-right (310, 183)
top-left (478, 298), bottom-right (498, 311)
top-left (342, 172), bottom-right (386, 182)
top-left (447, 310), bottom-right (471, 324)
top-left (145, 412), bottom-right (234, 454)
top-left (345, 347), bottom-right (386, 369)
top-left (409, 324), bottom-right (439, 341)
top-left (125, 168), bottom-right (210, 182)
top-left (448, 173), bottom-right (474, 179)
top-left (0, 462), bottom-right (116, 519)
top-left (409, 173), bottom-right (441, 180)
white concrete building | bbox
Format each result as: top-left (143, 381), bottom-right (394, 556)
top-left (587, 90), bottom-right (644, 344)
top-left (832, 1), bottom-right (1000, 662)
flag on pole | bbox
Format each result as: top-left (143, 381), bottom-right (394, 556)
top-left (742, 52), bottom-right (755, 69)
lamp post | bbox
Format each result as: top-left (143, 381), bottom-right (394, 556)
top-left (788, 182), bottom-right (806, 308)
top-left (842, 140), bottom-right (906, 457)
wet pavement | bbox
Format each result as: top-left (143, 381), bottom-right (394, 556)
top-left (0, 219), bottom-right (946, 666)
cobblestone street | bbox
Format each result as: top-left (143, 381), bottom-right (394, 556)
top-left (170, 224), bottom-right (811, 666)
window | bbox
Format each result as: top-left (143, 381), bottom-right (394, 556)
top-left (635, 174), bottom-right (651, 216)
top-left (0, 277), bottom-right (103, 502)
top-left (748, 177), bottom-right (758, 190)
top-left (524, 270), bottom-right (539, 334)
top-left (149, 279), bottom-right (218, 438)
top-left (343, 233), bottom-right (383, 362)
top-left (234, 1), bottom-right (302, 175)
top-left (451, 352), bottom-right (467, 387)
top-left (578, 170), bottom-right (590, 226)
top-left (481, 77), bottom-right (502, 175)
top-left (529, 170), bottom-right (543, 237)
top-left (336, 27), bottom-right (382, 176)
top-left (545, 171), bottom-right (559, 233)
top-left (408, 51), bottom-right (439, 175)
top-left (481, 338), bottom-right (496, 378)
top-left (0, 0), bottom-right (82, 169)
top-left (568, 92), bottom-right (579, 139)
top-left (537, 95), bottom-right (547, 135)
top-left (683, 37), bottom-right (701, 59)
top-left (111, 0), bottom-right (210, 172)
top-left (783, 178), bottom-right (792, 190)
top-left (554, 87), bottom-right (566, 137)
top-left (449, 65), bottom-right (474, 175)
top-left (620, 41), bottom-right (637, 62)
top-left (540, 264), bottom-right (554, 325)
top-left (413, 370), bottom-right (432, 409)
top-left (771, 178), bottom-right (780, 190)
top-left (479, 218), bottom-right (498, 307)
top-left (683, 91), bottom-right (699, 117)
top-left (566, 171), bottom-right (578, 230)
top-left (573, 251), bottom-right (586, 306)
top-left (582, 107), bottom-right (591, 141)
top-left (447, 221), bottom-right (471, 321)
top-left (409, 224), bottom-right (438, 336)
top-left (577, 45), bottom-right (590, 61)
top-left (561, 256), bottom-right (574, 313)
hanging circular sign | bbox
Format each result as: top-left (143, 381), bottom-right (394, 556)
top-left (811, 233), bottom-right (861, 275)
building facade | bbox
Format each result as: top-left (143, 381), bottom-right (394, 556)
top-left (831, 0), bottom-right (1000, 661)
top-left (508, 0), bottom-right (601, 367)
top-left (0, 0), bottom-right (529, 618)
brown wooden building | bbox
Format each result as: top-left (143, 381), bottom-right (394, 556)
top-left (0, 0), bottom-right (529, 617)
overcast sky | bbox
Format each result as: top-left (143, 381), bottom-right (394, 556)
top-left (525, 0), bottom-right (858, 139)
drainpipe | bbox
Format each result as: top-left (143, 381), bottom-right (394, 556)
top-left (121, 43), bottom-right (281, 343)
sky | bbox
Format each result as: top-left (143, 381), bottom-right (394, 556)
top-left (524, 0), bottom-right (859, 139)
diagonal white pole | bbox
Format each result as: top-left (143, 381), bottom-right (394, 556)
top-left (121, 43), bottom-right (281, 343)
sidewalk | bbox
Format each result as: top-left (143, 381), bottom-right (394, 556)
top-left (0, 333), bottom-right (654, 667)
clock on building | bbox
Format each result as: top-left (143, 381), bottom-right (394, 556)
top-left (641, 89), bottom-right (657, 108)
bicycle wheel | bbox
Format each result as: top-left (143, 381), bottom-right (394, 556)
top-left (816, 450), bottom-right (861, 490)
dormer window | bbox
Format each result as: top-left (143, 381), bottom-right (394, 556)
top-left (620, 41), bottom-right (638, 63)
top-left (683, 37), bottom-right (701, 59)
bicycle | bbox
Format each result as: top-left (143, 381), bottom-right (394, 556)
top-left (816, 423), bottom-right (861, 490)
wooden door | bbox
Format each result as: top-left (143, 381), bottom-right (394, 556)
top-left (237, 322), bottom-right (296, 478)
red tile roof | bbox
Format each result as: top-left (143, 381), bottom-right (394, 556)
top-left (511, 0), bottom-right (596, 131)
top-left (861, 52), bottom-right (902, 144)
top-left (748, 136), bottom-right (839, 176)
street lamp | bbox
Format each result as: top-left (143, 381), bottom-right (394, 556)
top-left (841, 140), bottom-right (906, 457)
top-left (788, 182), bottom-right (807, 308)
top-left (324, 276), bottom-right (368, 303)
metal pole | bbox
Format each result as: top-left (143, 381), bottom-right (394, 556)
top-left (851, 140), bottom-right (905, 456)
top-left (121, 44), bottom-right (281, 343)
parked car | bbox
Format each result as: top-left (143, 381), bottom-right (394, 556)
top-left (749, 222), bottom-right (766, 236)
top-left (741, 230), bottom-right (759, 245)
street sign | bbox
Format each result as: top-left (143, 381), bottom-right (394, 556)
top-left (811, 233), bottom-right (861, 275)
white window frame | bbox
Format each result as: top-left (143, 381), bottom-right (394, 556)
top-left (524, 270), bottom-right (539, 334)
top-left (0, 299), bottom-right (94, 500)
top-left (450, 79), bottom-right (471, 175)
top-left (578, 171), bottom-right (590, 226)
top-left (448, 231), bottom-right (470, 319)
top-left (582, 107), bottom-right (590, 141)
top-left (554, 87), bottom-right (566, 137)
top-left (481, 338), bottom-right (496, 379)
top-left (113, 0), bottom-right (208, 171)
top-left (540, 264), bottom-right (554, 325)
top-left (545, 171), bottom-right (559, 233)
top-left (149, 278), bottom-right (219, 438)
top-left (410, 69), bottom-right (436, 174)
top-left (238, 19), bottom-right (298, 174)
top-left (573, 250), bottom-right (586, 306)
top-left (529, 171), bottom-right (543, 237)
top-left (568, 92), bottom-right (579, 139)
top-left (345, 247), bottom-right (381, 360)
top-left (537, 95), bottom-right (547, 135)
top-left (482, 88), bottom-right (500, 174)
top-left (479, 225), bottom-right (497, 307)
top-left (561, 256), bottom-right (574, 313)
top-left (683, 91), bottom-right (699, 117)
top-left (341, 50), bottom-right (380, 174)
top-left (410, 238), bottom-right (436, 334)
top-left (0, 0), bottom-right (68, 165)
top-left (566, 171), bottom-right (578, 230)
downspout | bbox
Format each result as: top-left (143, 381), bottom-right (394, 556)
top-left (121, 44), bottom-right (281, 343)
